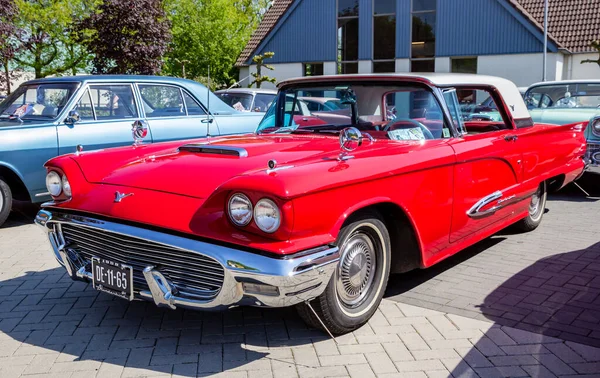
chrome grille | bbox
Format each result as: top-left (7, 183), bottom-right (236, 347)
top-left (59, 223), bottom-right (224, 300)
top-left (587, 142), bottom-right (600, 164)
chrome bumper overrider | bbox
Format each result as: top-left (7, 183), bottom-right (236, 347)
top-left (585, 142), bottom-right (600, 167)
top-left (35, 210), bottom-right (339, 310)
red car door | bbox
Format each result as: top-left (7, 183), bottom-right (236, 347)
top-left (448, 130), bottom-right (526, 243)
top-left (444, 88), bottom-right (529, 243)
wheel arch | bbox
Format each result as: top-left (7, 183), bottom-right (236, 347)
top-left (545, 174), bottom-right (565, 193)
top-left (334, 199), bottom-right (424, 274)
top-left (0, 163), bottom-right (31, 202)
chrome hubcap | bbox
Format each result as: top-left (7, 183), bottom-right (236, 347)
top-left (529, 186), bottom-right (542, 215)
top-left (337, 232), bottom-right (376, 307)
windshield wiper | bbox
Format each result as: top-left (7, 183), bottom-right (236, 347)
top-left (273, 125), bottom-right (299, 134)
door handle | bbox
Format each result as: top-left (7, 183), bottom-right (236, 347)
top-left (504, 135), bottom-right (518, 142)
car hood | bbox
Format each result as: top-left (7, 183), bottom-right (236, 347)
top-left (70, 133), bottom-right (438, 200)
top-left (72, 134), bottom-right (377, 199)
top-left (529, 108), bottom-right (600, 125)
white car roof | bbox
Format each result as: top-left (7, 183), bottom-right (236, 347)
top-left (280, 73), bottom-right (530, 120)
top-left (527, 79), bottom-right (600, 88)
top-left (215, 88), bottom-right (277, 95)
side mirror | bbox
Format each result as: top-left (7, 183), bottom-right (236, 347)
top-left (64, 110), bottom-right (80, 125)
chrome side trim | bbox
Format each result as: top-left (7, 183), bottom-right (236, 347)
top-left (179, 144), bottom-right (248, 158)
top-left (466, 190), bottom-right (519, 219)
top-left (36, 210), bottom-right (340, 310)
top-left (35, 192), bottom-right (51, 198)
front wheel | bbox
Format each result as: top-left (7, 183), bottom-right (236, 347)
top-left (515, 182), bottom-right (547, 232)
top-left (0, 178), bottom-right (13, 227)
top-left (296, 213), bottom-right (391, 335)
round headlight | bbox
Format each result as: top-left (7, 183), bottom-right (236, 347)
top-left (592, 118), bottom-right (600, 136)
top-left (45, 171), bottom-right (62, 197)
top-left (62, 175), bottom-right (72, 198)
top-left (228, 193), bottom-right (253, 226)
top-left (254, 198), bottom-right (281, 233)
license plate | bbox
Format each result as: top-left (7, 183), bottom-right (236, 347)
top-left (91, 257), bottom-right (134, 300)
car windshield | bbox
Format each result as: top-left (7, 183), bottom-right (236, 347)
top-left (525, 83), bottom-right (600, 109)
top-left (256, 83), bottom-right (453, 141)
top-left (0, 82), bottom-right (78, 120)
top-left (215, 92), bottom-right (253, 111)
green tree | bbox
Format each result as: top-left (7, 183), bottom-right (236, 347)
top-left (581, 40), bottom-right (600, 68)
top-left (163, 0), bottom-right (268, 87)
top-left (0, 0), bottom-right (20, 94)
top-left (79, 0), bottom-right (171, 75)
top-left (12, 0), bottom-right (98, 78)
top-left (250, 52), bottom-right (276, 88)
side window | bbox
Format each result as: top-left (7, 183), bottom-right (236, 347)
top-left (253, 94), bottom-right (276, 112)
top-left (89, 85), bottom-right (138, 120)
top-left (139, 85), bottom-right (185, 118)
top-left (74, 89), bottom-right (94, 121)
top-left (456, 88), bottom-right (509, 134)
top-left (384, 88), bottom-right (450, 140)
top-left (182, 92), bottom-right (206, 115)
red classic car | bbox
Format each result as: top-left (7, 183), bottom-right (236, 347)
top-left (36, 74), bottom-right (587, 335)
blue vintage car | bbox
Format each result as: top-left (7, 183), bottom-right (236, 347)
top-left (0, 75), bottom-right (263, 225)
top-left (524, 80), bottom-right (600, 168)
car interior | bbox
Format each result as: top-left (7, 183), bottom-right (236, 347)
top-left (282, 84), bottom-right (509, 140)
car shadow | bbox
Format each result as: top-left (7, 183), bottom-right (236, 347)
top-left (0, 267), bottom-right (323, 376)
top-left (475, 241), bottom-right (600, 347)
top-left (2, 200), bottom-right (40, 228)
top-left (385, 236), bottom-right (507, 298)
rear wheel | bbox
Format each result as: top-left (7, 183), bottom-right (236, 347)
top-left (296, 213), bottom-right (391, 335)
top-left (0, 178), bottom-right (13, 227)
top-left (515, 182), bottom-right (546, 232)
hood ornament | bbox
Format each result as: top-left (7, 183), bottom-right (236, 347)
top-left (114, 191), bottom-right (134, 203)
top-left (132, 120), bottom-right (149, 145)
top-left (338, 127), bottom-right (363, 161)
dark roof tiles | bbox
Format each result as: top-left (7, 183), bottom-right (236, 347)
top-left (235, 0), bottom-right (294, 66)
top-left (511, 0), bottom-right (600, 53)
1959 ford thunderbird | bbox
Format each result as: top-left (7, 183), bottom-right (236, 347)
top-left (36, 73), bottom-right (587, 334)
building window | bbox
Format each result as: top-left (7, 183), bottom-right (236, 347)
top-left (373, 0), bottom-right (396, 73)
top-left (410, 59), bottom-right (435, 73)
top-left (338, 0), bottom-right (359, 74)
top-left (303, 63), bottom-right (324, 76)
top-left (451, 57), bottom-right (478, 74)
top-left (373, 61), bottom-right (395, 73)
top-left (410, 0), bottom-right (436, 72)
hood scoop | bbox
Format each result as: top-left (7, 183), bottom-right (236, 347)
top-left (178, 143), bottom-right (248, 158)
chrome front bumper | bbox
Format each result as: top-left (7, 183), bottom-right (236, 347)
top-left (35, 210), bottom-right (339, 310)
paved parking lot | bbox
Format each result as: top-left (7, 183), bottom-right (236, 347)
top-left (1, 177), bottom-right (599, 377)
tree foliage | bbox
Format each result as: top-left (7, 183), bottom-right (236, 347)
top-left (80, 0), bottom-right (171, 75)
top-left (163, 0), bottom-right (268, 87)
top-left (250, 52), bottom-right (276, 88)
top-left (581, 40), bottom-right (600, 67)
top-left (0, 0), bottom-right (20, 93)
top-left (11, 0), bottom-right (97, 78)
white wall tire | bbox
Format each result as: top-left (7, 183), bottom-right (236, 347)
top-left (0, 178), bottom-right (12, 227)
top-left (296, 212), bottom-right (391, 335)
top-left (516, 182), bottom-right (547, 232)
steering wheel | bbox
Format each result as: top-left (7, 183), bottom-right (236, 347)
top-left (382, 118), bottom-right (435, 140)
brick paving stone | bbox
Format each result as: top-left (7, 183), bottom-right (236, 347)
top-left (365, 352), bottom-right (397, 374)
top-left (347, 363), bottom-right (376, 378)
